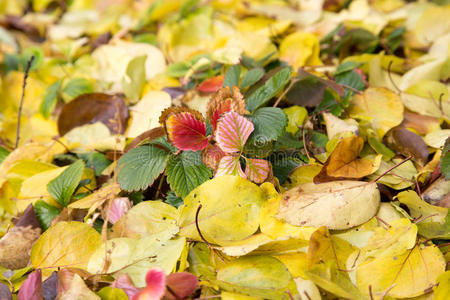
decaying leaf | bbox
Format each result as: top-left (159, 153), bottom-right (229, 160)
top-left (384, 126), bottom-right (429, 166)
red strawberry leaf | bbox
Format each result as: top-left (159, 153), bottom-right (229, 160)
top-left (160, 108), bottom-right (209, 151)
top-left (215, 112), bottom-right (254, 153)
top-left (245, 158), bottom-right (269, 183)
top-left (198, 75), bottom-right (224, 93)
top-left (215, 155), bottom-right (246, 178)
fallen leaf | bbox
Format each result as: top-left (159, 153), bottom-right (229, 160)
top-left (17, 269), bottom-right (42, 300)
top-left (178, 175), bottom-right (265, 244)
top-left (31, 221), bottom-right (102, 276)
top-left (384, 126), bottom-right (429, 166)
top-left (348, 87), bottom-right (404, 139)
top-left (356, 244), bottom-right (445, 298)
top-left (278, 181), bottom-right (380, 230)
top-left (314, 136), bottom-right (381, 183)
top-left (57, 93), bottom-right (129, 136)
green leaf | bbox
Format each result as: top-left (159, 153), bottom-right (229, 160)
top-left (0, 146), bottom-right (10, 165)
top-left (117, 144), bottom-right (169, 191)
top-left (245, 67), bottom-right (292, 112)
top-left (165, 190), bottom-right (184, 208)
top-left (77, 152), bottom-right (112, 176)
top-left (247, 107), bottom-right (288, 142)
top-left (166, 62), bottom-right (190, 77)
top-left (47, 160), bottom-right (85, 207)
top-left (33, 201), bottom-right (60, 230)
top-left (21, 47), bottom-right (44, 71)
top-left (166, 151), bottom-right (212, 198)
top-left (40, 79), bottom-right (61, 119)
top-left (122, 55), bottom-right (147, 103)
top-left (240, 68), bottom-right (264, 89)
top-left (62, 78), bottom-right (94, 102)
top-left (223, 65), bottom-right (241, 88)
top-left (441, 137), bottom-right (450, 179)
top-left (97, 287), bottom-right (128, 300)
top-left (334, 61), bottom-right (360, 75)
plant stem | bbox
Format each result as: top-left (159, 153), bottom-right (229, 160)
top-left (15, 56), bottom-right (35, 149)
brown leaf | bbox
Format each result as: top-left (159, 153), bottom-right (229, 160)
top-left (206, 86), bottom-right (246, 129)
top-left (164, 272), bottom-right (199, 300)
top-left (314, 136), bottom-right (380, 183)
top-left (286, 68), bottom-right (345, 108)
top-left (0, 205), bottom-right (41, 269)
top-left (401, 110), bottom-right (440, 135)
top-left (0, 15), bottom-right (43, 42)
top-left (57, 93), bottom-right (129, 136)
top-left (125, 127), bottom-right (165, 152)
top-left (384, 126), bottom-right (429, 166)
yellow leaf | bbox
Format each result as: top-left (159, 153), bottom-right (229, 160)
top-left (31, 221), bottom-right (102, 277)
top-left (363, 218), bottom-right (418, 258)
top-left (434, 271), bottom-right (450, 300)
top-left (367, 158), bottom-right (417, 189)
top-left (279, 32), bottom-right (322, 69)
top-left (58, 273), bottom-right (100, 300)
top-left (64, 122), bottom-right (125, 152)
top-left (125, 91), bottom-right (171, 138)
top-left (314, 136), bottom-right (381, 183)
top-left (178, 176), bottom-right (265, 244)
top-left (278, 181), bottom-right (380, 230)
top-left (413, 5), bottom-right (450, 47)
top-left (259, 182), bottom-right (316, 240)
top-left (69, 183), bottom-right (121, 220)
top-left (87, 231), bottom-right (185, 287)
top-left (216, 256), bottom-right (295, 300)
top-left (348, 87), bottom-right (404, 139)
top-left (110, 200), bottom-right (179, 239)
top-left (221, 292), bottom-right (262, 300)
top-left (285, 164), bottom-right (322, 189)
top-left (356, 244), bottom-right (446, 298)
top-left (216, 233), bottom-right (273, 257)
top-left (283, 106), bottom-right (307, 135)
top-left (424, 129), bottom-right (450, 149)
top-left (323, 112), bottom-right (358, 140)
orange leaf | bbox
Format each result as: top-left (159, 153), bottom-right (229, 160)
top-left (314, 136), bottom-right (381, 183)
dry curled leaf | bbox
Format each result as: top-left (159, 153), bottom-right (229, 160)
top-left (206, 86), bottom-right (246, 130)
top-left (314, 135), bottom-right (381, 183)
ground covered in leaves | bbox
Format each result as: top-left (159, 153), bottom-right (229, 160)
top-left (0, 0), bottom-right (450, 299)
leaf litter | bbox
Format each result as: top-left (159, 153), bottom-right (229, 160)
top-left (0, 0), bottom-right (450, 299)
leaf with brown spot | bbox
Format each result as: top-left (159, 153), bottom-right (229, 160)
top-left (314, 135), bottom-right (381, 183)
top-left (383, 126), bottom-right (429, 166)
top-left (57, 93), bottom-right (129, 136)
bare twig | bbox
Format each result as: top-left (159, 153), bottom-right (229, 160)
top-left (273, 78), bottom-right (298, 107)
top-left (375, 216), bottom-right (392, 229)
top-left (15, 55), bottom-right (35, 149)
top-left (369, 285), bottom-right (374, 300)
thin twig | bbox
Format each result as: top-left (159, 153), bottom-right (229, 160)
top-left (375, 216), bottom-right (392, 229)
top-left (387, 60), bottom-right (401, 93)
top-left (370, 156), bottom-right (412, 183)
top-left (195, 205), bottom-right (212, 247)
top-left (273, 78), bottom-right (299, 107)
top-left (369, 285), bottom-right (374, 300)
top-left (414, 213), bottom-right (438, 224)
top-left (303, 291), bottom-right (312, 300)
top-left (340, 83), bottom-right (363, 94)
top-left (15, 56), bottom-right (35, 149)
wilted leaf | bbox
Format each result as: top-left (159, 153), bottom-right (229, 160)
top-left (57, 93), bottom-right (129, 136)
top-left (31, 221), bottom-right (102, 276)
top-left (178, 176), bottom-right (265, 244)
top-left (314, 136), bottom-right (381, 183)
top-left (278, 181), bottom-right (380, 230)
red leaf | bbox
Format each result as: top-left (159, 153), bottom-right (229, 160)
top-left (132, 268), bottom-right (166, 300)
top-left (207, 86), bottom-right (246, 130)
top-left (245, 158), bottom-right (269, 183)
top-left (215, 112), bottom-right (254, 153)
top-left (160, 108), bottom-right (209, 151)
top-left (215, 155), bottom-right (246, 178)
top-left (18, 269), bottom-right (43, 300)
top-left (164, 273), bottom-right (198, 300)
top-left (201, 144), bottom-right (225, 171)
top-left (112, 274), bottom-right (140, 299)
top-left (198, 76), bottom-right (224, 93)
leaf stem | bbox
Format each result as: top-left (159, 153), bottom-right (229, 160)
top-left (370, 156), bottom-right (412, 183)
top-left (15, 55), bottom-right (35, 149)
top-left (195, 204), bottom-right (212, 247)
